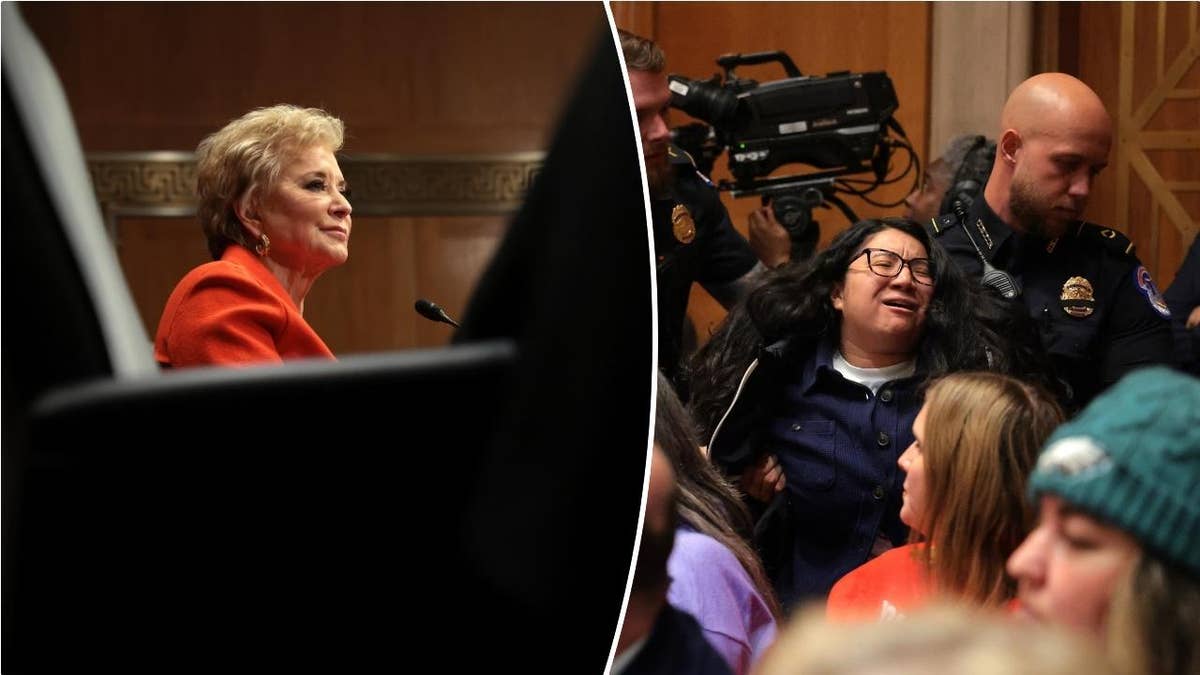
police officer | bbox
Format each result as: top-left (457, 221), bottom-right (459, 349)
top-left (928, 73), bottom-right (1172, 408)
top-left (621, 29), bottom-right (778, 387)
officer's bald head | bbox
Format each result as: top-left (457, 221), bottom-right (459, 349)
top-left (1000, 73), bottom-right (1112, 147)
top-left (986, 73), bottom-right (1113, 239)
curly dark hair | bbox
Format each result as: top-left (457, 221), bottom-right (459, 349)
top-left (687, 217), bottom-right (1060, 439)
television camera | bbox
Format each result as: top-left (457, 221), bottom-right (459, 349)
top-left (668, 51), bottom-right (919, 261)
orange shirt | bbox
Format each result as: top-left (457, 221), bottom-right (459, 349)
top-left (827, 543), bottom-right (1020, 620)
top-left (154, 245), bottom-right (334, 368)
top-left (826, 544), bottom-right (930, 622)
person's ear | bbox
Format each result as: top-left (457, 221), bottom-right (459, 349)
top-left (999, 129), bottom-right (1022, 166)
top-left (233, 191), bottom-right (261, 238)
top-left (831, 282), bottom-right (844, 311)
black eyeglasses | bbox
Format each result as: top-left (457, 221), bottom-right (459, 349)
top-left (850, 248), bottom-right (936, 285)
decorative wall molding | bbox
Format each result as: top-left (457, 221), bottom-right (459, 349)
top-left (87, 151), bottom-right (545, 232)
top-left (338, 153), bottom-right (543, 216)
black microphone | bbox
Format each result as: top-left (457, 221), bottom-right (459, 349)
top-left (414, 299), bottom-right (461, 328)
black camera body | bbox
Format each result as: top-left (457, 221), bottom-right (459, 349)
top-left (669, 52), bottom-right (899, 186)
top-left (667, 51), bottom-right (913, 263)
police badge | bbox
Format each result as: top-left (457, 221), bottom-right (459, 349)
top-left (1060, 276), bottom-right (1096, 318)
top-left (671, 204), bottom-right (696, 244)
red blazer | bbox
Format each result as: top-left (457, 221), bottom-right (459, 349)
top-left (154, 245), bottom-right (335, 368)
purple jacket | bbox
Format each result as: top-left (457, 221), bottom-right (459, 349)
top-left (667, 527), bottom-right (777, 675)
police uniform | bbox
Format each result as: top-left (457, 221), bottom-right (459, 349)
top-left (928, 197), bottom-right (1173, 407)
top-left (653, 145), bottom-right (758, 385)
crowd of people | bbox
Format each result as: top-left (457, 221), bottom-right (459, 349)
top-left (148, 25), bottom-right (1197, 675)
top-left (616, 29), bottom-right (1198, 675)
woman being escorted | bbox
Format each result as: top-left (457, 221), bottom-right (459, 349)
top-left (827, 372), bottom-right (1064, 620)
top-left (690, 218), bottom-right (1034, 610)
top-left (155, 105), bottom-right (352, 368)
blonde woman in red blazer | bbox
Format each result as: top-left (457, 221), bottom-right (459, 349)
top-left (155, 105), bottom-right (352, 368)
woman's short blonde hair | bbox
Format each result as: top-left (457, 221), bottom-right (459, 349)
top-left (196, 105), bottom-right (345, 259)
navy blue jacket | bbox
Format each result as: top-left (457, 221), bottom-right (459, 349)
top-left (708, 335), bottom-right (922, 610)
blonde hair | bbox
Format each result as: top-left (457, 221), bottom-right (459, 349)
top-left (756, 603), bottom-right (1115, 675)
top-left (195, 105), bottom-right (345, 259)
top-left (918, 372), bottom-right (1064, 606)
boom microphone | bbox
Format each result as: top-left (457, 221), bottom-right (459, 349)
top-left (414, 299), bottom-right (461, 328)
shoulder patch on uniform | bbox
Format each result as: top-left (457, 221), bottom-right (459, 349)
top-left (929, 213), bottom-right (958, 237)
top-left (1077, 222), bottom-right (1136, 258)
top-left (1134, 265), bottom-right (1171, 318)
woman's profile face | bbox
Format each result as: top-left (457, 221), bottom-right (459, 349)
top-left (897, 403), bottom-right (929, 535)
top-left (254, 144), bottom-right (352, 274)
top-left (1006, 495), bottom-right (1141, 638)
top-left (831, 228), bottom-right (935, 357)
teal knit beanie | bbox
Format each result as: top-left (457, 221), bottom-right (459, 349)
top-left (1028, 367), bottom-right (1200, 577)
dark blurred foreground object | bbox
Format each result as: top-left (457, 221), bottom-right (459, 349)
top-left (3, 5), bottom-right (648, 672)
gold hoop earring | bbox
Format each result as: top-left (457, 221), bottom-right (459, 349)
top-left (255, 233), bottom-right (271, 257)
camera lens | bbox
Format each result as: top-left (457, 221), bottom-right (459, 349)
top-left (667, 75), bottom-right (739, 127)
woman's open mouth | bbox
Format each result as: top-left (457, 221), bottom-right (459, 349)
top-left (882, 297), bottom-right (918, 312)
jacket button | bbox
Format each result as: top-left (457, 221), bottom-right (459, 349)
top-left (879, 389), bottom-right (894, 403)
top-left (872, 485), bottom-right (885, 500)
top-left (792, 423), bottom-right (802, 432)
top-left (877, 431), bottom-right (890, 447)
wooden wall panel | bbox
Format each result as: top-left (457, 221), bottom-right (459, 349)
top-left (304, 216), bottom-right (506, 352)
top-left (1076, 2), bottom-right (1199, 289)
top-left (115, 216), bottom-right (212, 344)
top-left (614, 2), bottom-right (932, 343)
top-left (21, 3), bottom-right (604, 154)
top-left (20, 2), bottom-right (607, 355)
top-left (930, 3), bottom-right (1032, 156)
top-left (410, 217), bottom-right (508, 347)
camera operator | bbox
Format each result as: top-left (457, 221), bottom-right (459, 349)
top-left (619, 29), bottom-right (788, 388)
top-left (928, 73), bottom-right (1173, 409)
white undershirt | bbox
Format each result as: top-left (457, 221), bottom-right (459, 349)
top-left (832, 351), bottom-right (916, 395)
